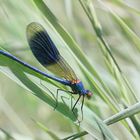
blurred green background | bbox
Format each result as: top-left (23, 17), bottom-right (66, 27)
top-left (1, 0), bottom-right (140, 139)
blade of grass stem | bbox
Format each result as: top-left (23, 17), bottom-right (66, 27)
top-left (104, 102), bottom-right (140, 125)
top-left (79, 0), bottom-right (137, 103)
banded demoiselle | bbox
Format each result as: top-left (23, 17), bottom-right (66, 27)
top-left (0, 22), bottom-right (92, 121)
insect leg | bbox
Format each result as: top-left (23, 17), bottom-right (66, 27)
top-left (40, 80), bottom-right (57, 102)
top-left (70, 94), bottom-right (73, 109)
top-left (61, 92), bottom-right (74, 109)
top-left (71, 95), bottom-right (81, 123)
top-left (81, 95), bottom-right (85, 122)
top-left (72, 94), bottom-right (81, 111)
top-left (55, 89), bottom-right (73, 110)
top-left (61, 95), bottom-right (69, 104)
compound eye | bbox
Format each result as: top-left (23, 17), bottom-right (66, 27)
top-left (86, 91), bottom-right (92, 99)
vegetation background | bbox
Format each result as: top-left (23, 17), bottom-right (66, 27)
top-left (0, 0), bottom-right (140, 140)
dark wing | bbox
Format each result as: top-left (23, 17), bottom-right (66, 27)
top-left (26, 22), bottom-right (77, 81)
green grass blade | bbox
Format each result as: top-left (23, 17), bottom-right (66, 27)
top-left (108, 0), bottom-right (140, 15)
top-left (33, 120), bottom-right (60, 140)
top-left (100, 0), bottom-right (140, 52)
top-left (62, 131), bottom-right (88, 140)
top-left (98, 0), bottom-right (139, 102)
top-left (79, 0), bottom-right (137, 103)
top-left (0, 128), bottom-right (15, 140)
top-left (129, 116), bottom-right (140, 137)
top-left (78, 1), bottom-right (139, 137)
top-left (104, 102), bottom-right (140, 125)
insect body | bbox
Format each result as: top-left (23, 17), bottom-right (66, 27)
top-left (26, 22), bottom-right (92, 121)
top-left (0, 22), bottom-right (92, 122)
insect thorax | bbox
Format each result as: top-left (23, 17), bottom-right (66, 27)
top-left (71, 80), bottom-right (86, 95)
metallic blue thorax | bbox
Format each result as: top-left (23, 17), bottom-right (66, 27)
top-left (70, 81), bottom-right (87, 95)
